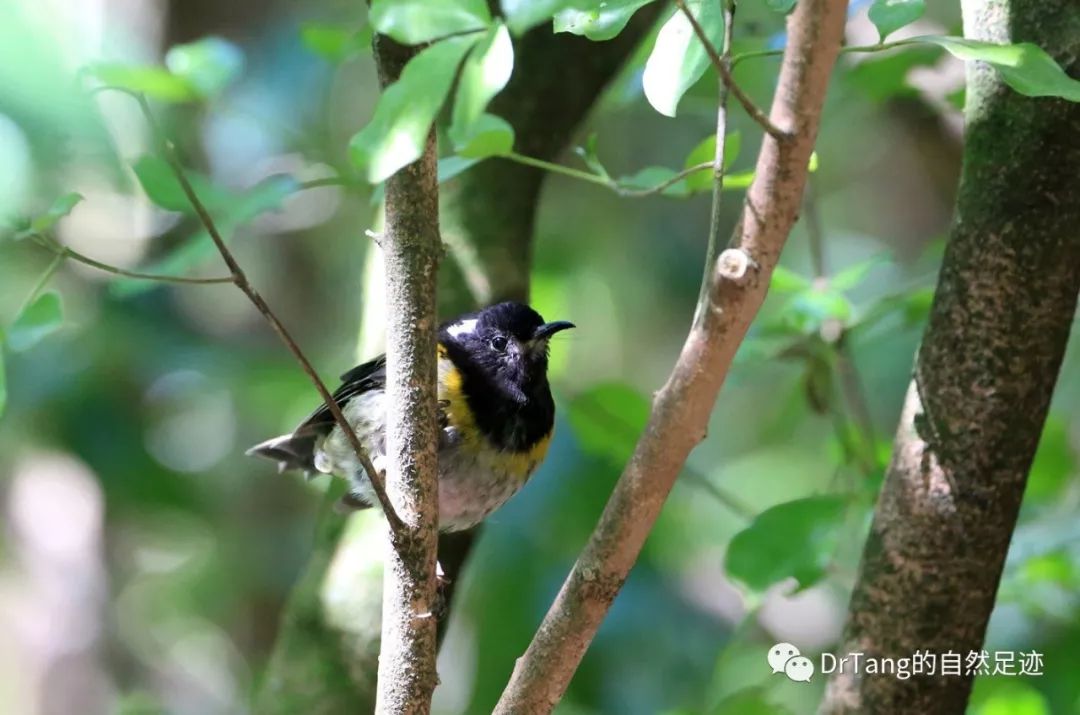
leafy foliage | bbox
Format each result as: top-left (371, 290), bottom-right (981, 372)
top-left (88, 37), bottom-right (243, 102)
top-left (350, 36), bottom-right (479, 181)
top-left (368, 0), bottom-right (491, 44)
top-left (450, 23), bottom-right (515, 152)
top-left (6, 3), bottom-right (1080, 713)
top-left (567, 382), bottom-right (650, 465)
top-left (7, 292), bottom-right (64, 352)
top-left (27, 193), bottom-right (83, 236)
top-left (922, 36), bottom-right (1080, 101)
top-left (725, 495), bottom-right (848, 591)
top-left (868, 0), bottom-right (926, 41)
top-left (643, 1), bottom-right (725, 117)
top-left (553, 0), bottom-right (657, 41)
top-left (300, 22), bottom-right (370, 64)
top-left (164, 37), bottom-right (244, 99)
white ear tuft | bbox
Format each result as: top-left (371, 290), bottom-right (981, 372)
top-left (447, 319), bottom-right (478, 338)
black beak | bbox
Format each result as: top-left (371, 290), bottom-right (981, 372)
top-left (532, 320), bottom-right (575, 341)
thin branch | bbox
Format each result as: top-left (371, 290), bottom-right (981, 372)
top-left (615, 161), bottom-right (713, 197)
top-left (694, 0), bottom-right (736, 322)
top-left (54, 242), bottom-right (236, 285)
top-left (297, 176), bottom-right (362, 191)
top-left (674, 0), bottom-right (791, 141)
top-left (131, 93), bottom-right (404, 538)
top-left (501, 152), bottom-right (720, 198)
top-left (733, 37), bottom-right (927, 67)
top-left (494, 1), bottom-right (849, 710)
top-left (504, 152), bottom-right (613, 187)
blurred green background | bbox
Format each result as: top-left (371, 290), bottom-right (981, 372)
top-left (1, 0), bottom-right (1078, 713)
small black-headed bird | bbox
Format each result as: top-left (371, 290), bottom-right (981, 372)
top-left (247, 302), bottom-right (574, 531)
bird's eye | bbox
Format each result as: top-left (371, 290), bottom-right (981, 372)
top-left (490, 335), bottom-right (508, 352)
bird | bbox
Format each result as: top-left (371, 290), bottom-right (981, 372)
top-left (247, 301), bottom-right (574, 532)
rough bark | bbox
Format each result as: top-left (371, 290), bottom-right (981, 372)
top-left (820, 2), bottom-right (1080, 713)
top-left (255, 12), bottom-right (661, 713)
top-left (371, 33), bottom-right (444, 714)
top-left (494, 1), bottom-right (850, 711)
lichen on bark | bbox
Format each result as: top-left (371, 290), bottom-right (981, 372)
top-left (821, 2), bottom-right (1080, 713)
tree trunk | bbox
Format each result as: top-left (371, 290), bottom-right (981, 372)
top-left (820, 2), bottom-right (1080, 713)
top-left (254, 12), bottom-right (661, 713)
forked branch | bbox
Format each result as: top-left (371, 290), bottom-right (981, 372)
top-left (494, 1), bottom-right (850, 711)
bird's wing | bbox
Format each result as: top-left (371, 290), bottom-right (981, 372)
top-left (299, 354), bottom-right (387, 430)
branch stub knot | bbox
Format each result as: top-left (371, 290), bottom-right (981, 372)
top-left (716, 248), bottom-right (758, 284)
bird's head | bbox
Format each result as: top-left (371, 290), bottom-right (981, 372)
top-left (440, 302), bottom-right (574, 403)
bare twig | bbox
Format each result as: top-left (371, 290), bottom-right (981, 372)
top-left (131, 93), bottom-right (404, 537)
top-left (28, 231), bottom-right (236, 285)
top-left (694, 0), bottom-right (736, 322)
top-left (733, 36), bottom-right (929, 67)
top-left (62, 247), bottom-right (237, 284)
top-left (615, 161), bottom-right (714, 197)
top-left (674, 0), bottom-right (791, 141)
top-left (494, 1), bottom-right (849, 711)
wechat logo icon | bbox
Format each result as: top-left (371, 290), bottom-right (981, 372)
top-left (769, 642), bottom-right (815, 683)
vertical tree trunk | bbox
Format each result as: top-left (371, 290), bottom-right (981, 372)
top-left (371, 33), bottom-right (444, 714)
top-left (821, 2), bottom-right (1080, 713)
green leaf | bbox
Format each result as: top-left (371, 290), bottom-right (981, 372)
top-left (438, 156), bottom-right (481, 183)
top-left (300, 23), bottom-right (370, 64)
top-left (1020, 552), bottom-right (1076, 587)
top-left (456, 113), bottom-right (515, 158)
top-left (770, 265), bottom-right (811, 294)
top-left (370, 0), bottom-right (491, 44)
top-left (553, 0), bottom-right (656, 41)
top-left (970, 681), bottom-right (1050, 715)
top-left (848, 45), bottom-right (942, 102)
top-left (850, 286), bottom-right (934, 334)
top-left (1026, 418), bottom-right (1075, 501)
top-left (502, 0), bottom-right (575, 35)
top-left (574, 133), bottom-right (610, 179)
top-left (683, 131), bottom-right (741, 193)
top-left (781, 287), bottom-right (854, 334)
top-left (921, 36), bottom-right (1080, 102)
top-left (722, 170), bottom-right (755, 189)
top-left (868, 0), bottom-right (925, 42)
top-left (29, 192), bottom-right (83, 234)
top-left (113, 175), bottom-right (298, 296)
top-left (725, 495), bottom-right (847, 591)
top-left (132, 155), bottom-right (232, 214)
top-left (86, 63), bottom-right (197, 102)
top-left (450, 23), bottom-right (514, 148)
top-left (568, 383), bottom-right (650, 465)
top-left (643, 1), bottom-right (724, 117)
top-left (8, 291), bottom-right (63, 352)
top-left (764, 0), bottom-right (797, 13)
top-left (165, 37), bottom-right (244, 99)
top-left (349, 35), bottom-right (479, 183)
top-left (830, 254), bottom-right (889, 291)
top-left (713, 689), bottom-right (792, 715)
top-left (617, 166), bottom-right (691, 197)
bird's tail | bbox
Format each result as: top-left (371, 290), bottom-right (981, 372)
top-left (245, 429), bottom-right (319, 474)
